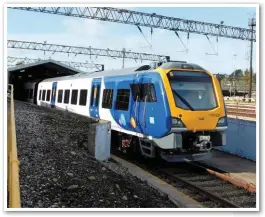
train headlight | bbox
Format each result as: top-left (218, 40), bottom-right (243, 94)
top-left (172, 118), bottom-right (185, 128)
top-left (217, 117), bottom-right (227, 127)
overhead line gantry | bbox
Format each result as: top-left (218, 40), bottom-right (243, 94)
top-left (7, 40), bottom-right (170, 63)
top-left (9, 7), bottom-right (255, 41)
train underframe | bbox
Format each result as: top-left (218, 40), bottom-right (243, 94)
top-left (111, 129), bottom-right (226, 162)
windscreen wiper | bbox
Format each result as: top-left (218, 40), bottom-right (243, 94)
top-left (172, 90), bottom-right (194, 111)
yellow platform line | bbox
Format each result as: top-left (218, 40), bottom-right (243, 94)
top-left (8, 84), bottom-right (21, 208)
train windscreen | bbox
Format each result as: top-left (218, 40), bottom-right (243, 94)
top-left (168, 71), bottom-right (217, 111)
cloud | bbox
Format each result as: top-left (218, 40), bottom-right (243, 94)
top-left (62, 18), bottom-right (106, 38)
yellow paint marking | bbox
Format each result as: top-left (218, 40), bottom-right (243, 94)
top-left (155, 67), bottom-right (226, 131)
top-left (8, 85), bottom-right (21, 208)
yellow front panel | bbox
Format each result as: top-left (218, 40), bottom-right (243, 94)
top-left (157, 68), bottom-right (226, 131)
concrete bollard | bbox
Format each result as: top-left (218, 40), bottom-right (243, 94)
top-left (83, 120), bottom-right (111, 161)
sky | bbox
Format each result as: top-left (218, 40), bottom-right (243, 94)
top-left (6, 6), bottom-right (257, 74)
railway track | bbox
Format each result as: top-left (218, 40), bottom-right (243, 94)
top-left (153, 162), bottom-right (256, 208)
top-left (112, 151), bottom-right (256, 208)
top-left (227, 112), bottom-right (256, 118)
top-left (226, 105), bottom-right (256, 118)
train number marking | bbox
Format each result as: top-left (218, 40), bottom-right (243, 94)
top-left (209, 113), bottom-right (221, 117)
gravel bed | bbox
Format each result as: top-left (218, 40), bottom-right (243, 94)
top-left (12, 101), bottom-right (176, 208)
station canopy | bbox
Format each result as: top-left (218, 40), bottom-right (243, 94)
top-left (8, 59), bottom-right (83, 83)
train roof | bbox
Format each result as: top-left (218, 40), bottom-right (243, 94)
top-left (158, 62), bottom-right (205, 71)
top-left (42, 65), bottom-right (154, 82)
top-left (41, 62), bottom-right (207, 83)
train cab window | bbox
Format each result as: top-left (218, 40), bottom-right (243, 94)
top-left (29, 89), bottom-right (33, 99)
top-left (130, 83), bottom-right (157, 102)
top-left (79, 89), bottom-right (88, 106)
top-left (42, 90), bottom-right (46, 101)
top-left (46, 90), bottom-right (51, 102)
top-left (102, 89), bottom-right (114, 109)
top-left (115, 89), bottom-right (130, 111)
top-left (64, 89), bottom-right (70, 104)
top-left (39, 90), bottom-right (42, 100)
top-left (57, 90), bottom-right (63, 103)
top-left (71, 89), bottom-right (78, 105)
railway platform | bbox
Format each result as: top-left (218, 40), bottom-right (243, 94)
top-left (202, 149), bottom-right (256, 186)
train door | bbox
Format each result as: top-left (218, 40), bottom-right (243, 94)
top-left (89, 78), bottom-right (102, 118)
top-left (51, 82), bottom-right (57, 108)
top-left (132, 74), bottom-right (169, 137)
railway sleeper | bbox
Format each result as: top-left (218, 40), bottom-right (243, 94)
top-left (218, 190), bottom-right (252, 198)
top-left (194, 180), bottom-right (225, 187)
top-left (180, 175), bottom-right (216, 182)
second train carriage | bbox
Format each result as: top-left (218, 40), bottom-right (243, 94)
top-left (35, 62), bottom-right (227, 162)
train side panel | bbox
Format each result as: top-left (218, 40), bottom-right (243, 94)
top-left (98, 72), bottom-right (171, 138)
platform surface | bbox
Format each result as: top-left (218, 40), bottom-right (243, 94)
top-left (202, 150), bottom-right (256, 185)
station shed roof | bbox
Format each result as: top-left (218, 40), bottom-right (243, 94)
top-left (8, 59), bottom-right (83, 83)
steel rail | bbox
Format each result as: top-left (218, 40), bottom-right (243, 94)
top-left (158, 168), bottom-right (240, 208)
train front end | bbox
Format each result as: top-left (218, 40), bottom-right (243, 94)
top-left (155, 63), bottom-right (227, 162)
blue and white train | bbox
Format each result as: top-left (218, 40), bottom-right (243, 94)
top-left (34, 62), bottom-right (227, 162)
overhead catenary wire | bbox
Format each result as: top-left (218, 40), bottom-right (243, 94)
top-left (174, 31), bottom-right (189, 53)
top-left (187, 32), bottom-right (190, 52)
top-left (150, 27), bottom-right (153, 47)
top-left (205, 34), bottom-right (218, 56)
top-left (137, 25), bottom-right (152, 48)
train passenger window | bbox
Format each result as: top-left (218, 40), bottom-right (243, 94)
top-left (57, 90), bottom-right (63, 103)
top-left (46, 90), bottom-right (51, 102)
top-left (39, 90), bottom-right (42, 100)
top-left (29, 89), bottom-right (33, 99)
top-left (79, 89), bottom-right (88, 106)
top-left (71, 89), bottom-right (78, 105)
top-left (95, 85), bottom-right (101, 107)
top-left (42, 90), bottom-right (46, 101)
top-left (102, 89), bottom-right (114, 109)
top-left (130, 83), bottom-right (157, 102)
top-left (115, 89), bottom-right (130, 111)
top-left (64, 89), bottom-right (70, 104)
top-left (90, 86), bottom-right (95, 106)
